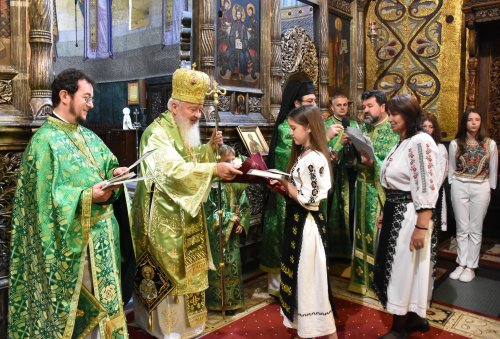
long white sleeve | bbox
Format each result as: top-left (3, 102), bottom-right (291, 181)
top-left (489, 140), bottom-right (498, 189)
top-left (448, 140), bottom-right (458, 184)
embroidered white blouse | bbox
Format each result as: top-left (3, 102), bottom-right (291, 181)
top-left (448, 138), bottom-right (498, 189)
top-left (380, 132), bottom-right (439, 210)
top-left (289, 150), bottom-right (332, 211)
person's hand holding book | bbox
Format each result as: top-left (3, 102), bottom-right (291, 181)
top-left (112, 167), bottom-right (129, 177)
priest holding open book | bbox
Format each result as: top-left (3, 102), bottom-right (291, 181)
top-left (130, 67), bottom-right (241, 338)
top-left (8, 69), bottom-right (130, 338)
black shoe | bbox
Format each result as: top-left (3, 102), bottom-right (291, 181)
top-left (405, 319), bottom-right (430, 333)
top-left (225, 310), bottom-right (237, 316)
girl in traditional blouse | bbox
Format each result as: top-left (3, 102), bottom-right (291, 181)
top-left (422, 113), bottom-right (449, 232)
top-left (373, 95), bottom-right (439, 339)
top-left (274, 105), bottom-right (337, 339)
top-left (448, 109), bottom-right (498, 283)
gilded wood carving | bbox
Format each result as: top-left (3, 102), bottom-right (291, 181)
top-left (365, 0), bottom-right (465, 140)
top-left (281, 27), bottom-right (319, 88)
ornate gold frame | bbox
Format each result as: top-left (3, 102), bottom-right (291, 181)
top-left (237, 126), bottom-right (269, 155)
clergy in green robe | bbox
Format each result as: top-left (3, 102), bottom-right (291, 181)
top-left (8, 69), bottom-right (129, 338)
top-left (348, 90), bottom-right (399, 296)
top-left (205, 146), bottom-right (250, 313)
top-left (324, 94), bottom-right (359, 261)
top-left (260, 73), bottom-right (316, 297)
top-left (131, 68), bottom-right (241, 338)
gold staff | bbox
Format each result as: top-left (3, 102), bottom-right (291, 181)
top-left (206, 80), bottom-right (227, 318)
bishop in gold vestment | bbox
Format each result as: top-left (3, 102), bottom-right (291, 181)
top-left (131, 68), bottom-right (241, 338)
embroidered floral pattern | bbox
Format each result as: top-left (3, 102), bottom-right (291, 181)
top-left (409, 142), bottom-right (436, 193)
top-left (308, 164), bottom-right (319, 203)
top-left (456, 139), bottom-right (491, 181)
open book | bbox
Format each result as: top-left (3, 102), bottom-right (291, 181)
top-left (102, 149), bottom-right (157, 189)
top-left (247, 169), bottom-right (290, 180)
top-left (345, 127), bottom-right (376, 161)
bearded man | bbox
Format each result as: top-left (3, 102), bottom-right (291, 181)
top-left (8, 68), bottom-right (129, 338)
top-left (131, 68), bottom-right (241, 338)
top-left (347, 90), bottom-right (399, 296)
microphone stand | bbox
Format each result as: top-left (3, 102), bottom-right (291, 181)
top-left (206, 81), bottom-right (227, 319)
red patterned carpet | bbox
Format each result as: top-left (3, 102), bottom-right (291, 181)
top-left (201, 299), bottom-right (467, 339)
top-left (127, 298), bottom-right (467, 338)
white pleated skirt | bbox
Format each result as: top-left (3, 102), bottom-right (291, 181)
top-left (282, 213), bottom-right (336, 337)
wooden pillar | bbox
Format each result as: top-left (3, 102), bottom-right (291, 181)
top-left (197, 0), bottom-right (215, 118)
top-left (318, 0), bottom-right (329, 115)
top-left (355, 0), bottom-right (370, 111)
top-left (465, 21), bottom-right (478, 110)
top-left (270, 0), bottom-right (283, 121)
top-left (28, 0), bottom-right (54, 120)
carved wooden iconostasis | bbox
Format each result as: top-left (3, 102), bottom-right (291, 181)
top-left (193, 0), bottom-right (330, 131)
top-left (463, 0), bottom-right (500, 146)
top-left (364, 0), bottom-right (466, 141)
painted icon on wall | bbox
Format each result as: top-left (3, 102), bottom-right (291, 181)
top-left (216, 0), bottom-right (260, 89)
top-left (328, 14), bottom-right (350, 96)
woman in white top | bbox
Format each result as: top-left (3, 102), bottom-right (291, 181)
top-left (448, 109), bottom-right (498, 282)
top-left (275, 105), bottom-right (337, 339)
top-left (374, 95), bottom-right (439, 339)
top-left (422, 113), bottom-right (449, 231)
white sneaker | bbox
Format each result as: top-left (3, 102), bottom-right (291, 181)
top-left (449, 266), bottom-right (465, 280)
top-left (459, 268), bottom-right (475, 282)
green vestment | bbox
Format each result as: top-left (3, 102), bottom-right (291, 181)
top-left (348, 118), bottom-right (399, 296)
top-left (324, 115), bottom-right (359, 260)
top-left (260, 121), bottom-right (291, 278)
top-left (131, 111), bottom-right (216, 327)
top-left (205, 183), bottom-right (250, 311)
top-left (8, 117), bottom-right (128, 339)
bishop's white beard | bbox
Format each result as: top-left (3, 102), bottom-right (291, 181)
top-left (174, 113), bottom-right (201, 149)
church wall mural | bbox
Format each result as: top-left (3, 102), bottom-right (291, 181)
top-left (216, 0), bottom-right (260, 90)
top-left (365, 0), bottom-right (465, 140)
top-left (328, 11), bottom-right (351, 97)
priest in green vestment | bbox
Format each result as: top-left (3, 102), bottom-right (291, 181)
top-left (260, 73), bottom-right (316, 297)
top-left (324, 94), bottom-right (359, 261)
top-left (131, 68), bottom-right (242, 338)
top-left (8, 68), bottom-right (129, 338)
top-left (347, 90), bottom-right (399, 296)
top-left (204, 145), bottom-right (250, 314)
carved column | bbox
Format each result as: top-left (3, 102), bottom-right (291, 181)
top-left (29, 0), bottom-right (54, 120)
top-left (355, 0), bottom-right (370, 111)
top-left (197, 0), bottom-right (215, 117)
top-left (318, 0), bottom-right (329, 115)
top-left (8, 0), bottom-right (30, 116)
top-left (198, 0), bottom-right (215, 79)
top-left (465, 19), bottom-right (478, 109)
top-left (270, 0), bottom-right (282, 121)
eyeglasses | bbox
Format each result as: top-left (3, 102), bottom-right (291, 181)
top-left (301, 98), bottom-right (317, 104)
top-left (83, 96), bottom-right (95, 105)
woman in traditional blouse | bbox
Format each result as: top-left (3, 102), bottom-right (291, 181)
top-left (373, 95), bottom-right (439, 339)
top-left (422, 113), bottom-right (449, 231)
top-left (275, 105), bottom-right (337, 339)
top-left (448, 109), bottom-right (498, 282)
